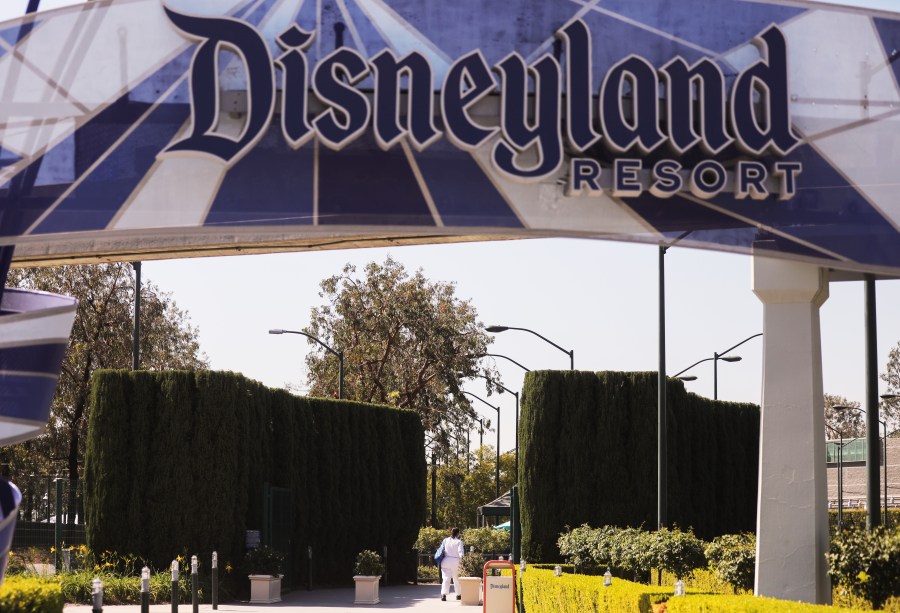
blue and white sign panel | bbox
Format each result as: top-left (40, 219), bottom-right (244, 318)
top-left (1, 0), bottom-right (900, 273)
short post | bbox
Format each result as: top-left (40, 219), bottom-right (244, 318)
top-left (211, 552), bottom-right (218, 610)
top-left (191, 556), bottom-right (198, 613)
top-left (54, 479), bottom-right (63, 570)
top-left (382, 546), bottom-right (388, 586)
top-left (413, 548), bottom-right (418, 586)
top-left (171, 560), bottom-right (179, 613)
top-left (140, 567), bottom-right (150, 613)
top-left (91, 577), bottom-right (103, 613)
top-left (307, 546), bottom-right (312, 592)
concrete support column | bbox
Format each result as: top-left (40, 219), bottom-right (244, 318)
top-left (752, 257), bottom-right (830, 604)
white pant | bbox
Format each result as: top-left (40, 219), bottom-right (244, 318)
top-left (440, 557), bottom-right (460, 596)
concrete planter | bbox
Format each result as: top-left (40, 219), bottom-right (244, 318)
top-left (458, 577), bottom-right (482, 605)
top-left (353, 575), bottom-right (381, 604)
top-left (248, 575), bottom-right (282, 603)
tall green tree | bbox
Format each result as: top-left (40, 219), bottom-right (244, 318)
top-left (6, 263), bottom-right (207, 519)
top-left (881, 341), bottom-right (900, 434)
top-left (824, 393), bottom-right (863, 438)
top-left (304, 256), bottom-right (499, 437)
top-left (427, 445), bottom-right (516, 529)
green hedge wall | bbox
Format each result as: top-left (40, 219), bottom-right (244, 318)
top-left (520, 371), bottom-right (758, 562)
top-left (83, 370), bottom-right (426, 584)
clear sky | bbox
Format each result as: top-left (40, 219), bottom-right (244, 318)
top-left (2, 1), bottom-right (900, 456)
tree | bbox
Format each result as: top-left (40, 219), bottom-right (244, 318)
top-left (824, 393), bottom-right (863, 438)
top-left (5, 263), bottom-right (207, 520)
top-left (427, 445), bottom-right (516, 529)
top-left (304, 256), bottom-right (499, 436)
top-left (881, 341), bottom-right (900, 434)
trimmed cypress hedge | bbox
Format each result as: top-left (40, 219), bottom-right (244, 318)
top-left (520, 371), bottom-right (758, 562)
top-left (83, 370), bottom-right (425, 584)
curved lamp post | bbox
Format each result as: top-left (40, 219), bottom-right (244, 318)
top-left (825, 422), bottom-right (847, 532)
top-left (463, 391), bottom-right (501, 498)
top-left (673, 333), bottom-right (762, 400)
top-left (480, 353), bottom-right (531, 372)
top-left (269, 329), bottom-right (344, 399)
top-left (486, 325), bottom-right (573, 370)
top-left (836, 396), bottom-right (898, 527)
top-left (471, 374), bottom-right (520, 481)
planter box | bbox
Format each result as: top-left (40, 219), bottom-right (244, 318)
top-left (353, 575), bottom-right (381, 604)
top-left (458, 577), bottom-right (482, 606)
top-left (249, 575), bottom-right (282, 603)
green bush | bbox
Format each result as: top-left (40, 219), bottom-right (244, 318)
top-left (57, 569), bottom-right (195, 605)
top-left (649, 528), bottom-right (706, 580)
top-left (354, 550), bottom-right (384, 577)
top-left (664, 593), bottom-right (870, 612)
top-left (827, 526), bottom-right (900, 610)
top-left (417, 565), bottom-right (439, 581)
top-left (520, 567), bottom-right (671, 613)
top-left (459, 552), bottom-right (486, 578)
top-left (244, 546), bottom-right (284, 576)
top-left (0, 576), bottom-right (63, 613)
top-left (462, 527), bottom-right (510, 554)
top-left (558, 525), bottom-right (704, 582)
top-left (414, 527), bottom-right (445, 554)
top-left (85, 370), bottom-right (426, 585)
top-left (829, 509), bottom-right (900, 535)
top-left (520, 371), bottom-right (759, 562)
top-left (704, 533), bottom-right (755, 593)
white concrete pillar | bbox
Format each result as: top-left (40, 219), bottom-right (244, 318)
top-left (752, 257), bottom-right (830, 604)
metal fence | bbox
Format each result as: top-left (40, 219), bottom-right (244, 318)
top-left (11, 476), bottom-right (86, 552)
top-left (415, 550), bottom-right (511, 583)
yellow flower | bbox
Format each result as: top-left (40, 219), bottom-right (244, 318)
top-left (857, 571), bottom-right (870, 583)
top-left (177, 555), bottom-right (185, 563)
top-left (94, 564), bottom-right (100, 571)
top-left (50, 547), bottom-right (56, 553)
top-left (79, 545), bottom-right (87, 552)
top-left (225, 564), bottom-right (233, 574)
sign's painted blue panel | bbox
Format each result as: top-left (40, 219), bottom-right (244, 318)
top-left (0, 0), bottom-right (898, 277)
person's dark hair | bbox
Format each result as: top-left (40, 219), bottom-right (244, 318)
top-left (451, 527), bottom-right (460, 538)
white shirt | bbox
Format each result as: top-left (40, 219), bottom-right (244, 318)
top-left (442, 536), bottom-right (465, 559)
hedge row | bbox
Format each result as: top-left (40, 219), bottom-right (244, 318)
top-left (520, 569), bottom-right (872, 613)
top-left (664, 594), bottom-right (869, 612)
top-left (520, 371), bottom-right (759, 562)
top-left (0, 577), bottom-right (64, 613)
top-left (83, 370), bottom-right (426, 584)
top-left (520, 568), bottom-right (671, 613)
top-left (829, 509), bottom-right (900, 534)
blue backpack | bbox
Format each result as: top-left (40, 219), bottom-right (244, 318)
top-left (433, 542), bottom-right (445, 566)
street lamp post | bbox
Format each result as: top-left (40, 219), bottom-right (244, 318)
top-left (463, 391), bottom-right (501, 499)
top-left (269, 329), bottom-right (344, 399)
top-left (485, 326), bottom-right (573, 370)
top-left (673, 333), bottom-right (762, 400)
top-left (837, 397), bottom-right (898, 527)
top-left (883, 393), bottom-right (899, 525)
top-left (825, 423), bottom-right (846, 532)
top-left (479, 353), bottom-right (531, 372)
top-left (471, 375), bottom-right (520, 481)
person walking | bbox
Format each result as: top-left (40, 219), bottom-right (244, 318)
top-left (439, 527), bottom-right (465, 601)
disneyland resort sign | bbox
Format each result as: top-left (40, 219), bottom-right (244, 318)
top-left (163, 7), bottom-right (803, 201)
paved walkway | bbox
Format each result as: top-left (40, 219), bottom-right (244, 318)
top-left (64, 584), bottom-right (476, 613)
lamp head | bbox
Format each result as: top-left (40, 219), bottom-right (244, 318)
top-left (720, 356), bottom-right (742, 363)
top-left (832, 405), bottom-right (854, 412)
top-left (678, 376), bottom-right (698, 382)
top-left (486, 326), bottom-right (509, 333)
top-left (881, 394), bottom-right (900, 400)
top-left (268, 329), bottom-right (284, 335)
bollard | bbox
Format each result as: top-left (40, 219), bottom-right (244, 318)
top-left (307, 546), bottom-right (312, 592)
top-left (382, 546), bottom-right (388, 586)
top-left (171, 560), bottom-right (179, 613)
top-left (191, 556), bottom-right (198, 613)
top-left (91, 577), bottom-right (103, 613)
top-left (211, 552), bottom-right (218, 610)
top-left (140, 567), bottom-right (150, 613)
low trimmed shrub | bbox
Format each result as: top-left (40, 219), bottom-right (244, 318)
top-left (0, 576), bottom-right (64, 613)
top-left (417, 565), bottom-right (439, 581)
top-left (520, 567), bottom-right (671, 613)
top-left (462, 526), bottom-right (510, 554)
top-left (660, 568), bottom-right (743, 595)
top-left (827, 526), bottom-right (900, 610)
top-left (664, 594), bottom-right (870, 612)
top-left (414, 527), bottom-right (445, 554)
top-left (704, 533), bottom-right (755, 593)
